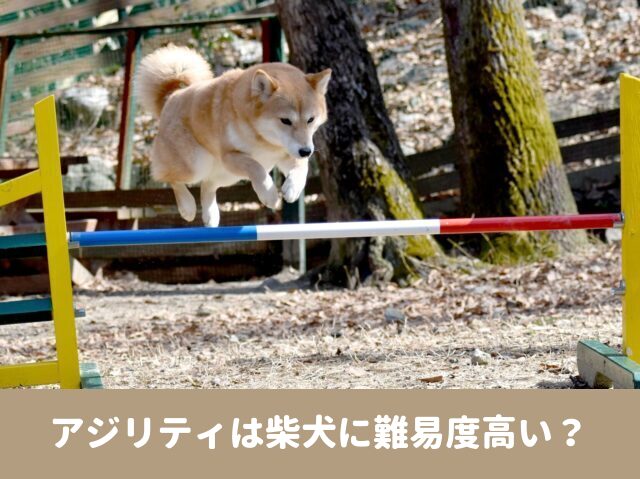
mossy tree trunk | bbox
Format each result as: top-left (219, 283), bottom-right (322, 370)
top-left (441, 0), bottom-right (587, 262)
top-left (276, 0), bottom-right (442, 286)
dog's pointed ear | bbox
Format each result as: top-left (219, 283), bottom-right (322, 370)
top-left (306, 69), bottom-right (332, 95)
top-left (252, 69), bottom-right (278, 100)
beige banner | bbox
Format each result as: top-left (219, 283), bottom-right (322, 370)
top-left (0, 390), bottom-right (636, 478)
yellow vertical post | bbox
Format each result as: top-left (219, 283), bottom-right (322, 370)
top-left (621, 74), bottom-right (640, 362)
top-left (35, 96), bottom-right (81, 389)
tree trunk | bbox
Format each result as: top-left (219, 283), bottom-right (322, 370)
top-left (441, 0), bottom-right (587, 262)
top-left (275, 0), bottom-right (442, 286)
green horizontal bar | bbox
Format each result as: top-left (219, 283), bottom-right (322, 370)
top-left (579, 339), bottom-right (624, 357)
top-left (0, 297), bottom-right (85, 326)
top-left (0, 297), bottom-right (51, 316)
top-left (0, 233), bottom-right (46, 250)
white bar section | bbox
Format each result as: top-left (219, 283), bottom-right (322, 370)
top-left (256, 220), bottom-right (441, 241)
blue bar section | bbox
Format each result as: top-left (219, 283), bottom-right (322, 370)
top-left (70, 226), bottom-right (258, 247)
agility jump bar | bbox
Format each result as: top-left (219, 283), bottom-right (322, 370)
top-left (68, 213), bottom-right (621, 248)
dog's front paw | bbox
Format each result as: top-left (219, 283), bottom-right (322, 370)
top-left (202, 209), bottom-right (220, 227)
top-left (262, 187), bottom-right (282, 210)
top-left (256, 180), bottom-right (281, 210)
top-left (177, 196), bottom-right (197, 222)
top-left (282, 175), bottom-right (306, 203)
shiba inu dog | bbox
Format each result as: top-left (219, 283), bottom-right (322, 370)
top-left (136, 45), bottom-right (331, 227)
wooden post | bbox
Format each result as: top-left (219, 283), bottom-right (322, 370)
top-left (261, 17), bottom-right (307, 273)
top-left (116, 29), bottom-right (141, 190)
top-left (621, 74), bottom-right (640, 363)
top-left (0, 37), bottom-right (15, 155)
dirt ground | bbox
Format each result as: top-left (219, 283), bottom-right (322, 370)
top-left (0, 241), bottom-right (622, 389)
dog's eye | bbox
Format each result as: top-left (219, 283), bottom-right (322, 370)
top-left (307, 117), bottom-right (314, 124)
top-left (280, 118), bottom-right (292, 126)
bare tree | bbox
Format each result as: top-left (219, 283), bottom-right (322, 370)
top-left (275, 0), bottom-right (442, 286)
top-left (441, 0), bottom-right (586, 261)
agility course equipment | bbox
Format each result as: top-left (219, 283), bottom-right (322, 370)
top-left (1, 75), bottom-right (639, 389)
top-left (67, 214), bottom-right (621, 247)
top-left (0, 96), bottom-right (100, 389)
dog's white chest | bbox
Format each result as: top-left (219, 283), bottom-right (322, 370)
top-left (226, 123), bottom-right (284, 171)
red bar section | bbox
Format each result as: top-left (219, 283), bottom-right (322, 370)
top-left (439, 213), bottom-right (622, 234)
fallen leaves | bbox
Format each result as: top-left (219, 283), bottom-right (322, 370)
top-left (0, 242), bottom-right (622, 389)
top-left (538, 363), bottom-right (571, 375)
top-left (418, 375), bottom-right (443, 384)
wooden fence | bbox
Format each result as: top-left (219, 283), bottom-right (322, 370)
top-left (407, 108), bottom-right (620, 215)
top-left (0, 1), bottom-right (265, 34)
top-left (0, 1), bottom-right (273, 149)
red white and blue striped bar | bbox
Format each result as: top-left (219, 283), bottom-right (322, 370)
top-left (68, 213), bottom-right (622, 248)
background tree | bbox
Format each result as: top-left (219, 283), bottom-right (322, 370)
top-left (441, 0), bottom-right (587, 262)
top-left (275, 0), bottom-right (442, 286)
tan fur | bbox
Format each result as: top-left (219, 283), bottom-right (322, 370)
top-left (136, 45), bottom-right (331, 226)
top-left (136, 44), bottom-right (213, 118)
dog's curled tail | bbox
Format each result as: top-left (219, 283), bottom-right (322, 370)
top-left (136, 45), bottom-right (213, 117)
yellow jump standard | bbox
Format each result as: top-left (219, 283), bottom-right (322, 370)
top-left (0, 97), bottom-right (101, 389)
top-left (576, 74), bottom-right (640, 388)
top-left (1, 76), bottom-right (639, 389)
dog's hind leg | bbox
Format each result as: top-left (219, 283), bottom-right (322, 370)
top-left (171, 183), bottom-right (197, 222)
top-left (200, 180), bottom-right (220, 227)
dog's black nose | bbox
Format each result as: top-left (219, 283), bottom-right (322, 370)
top-left (298, 147), bottom-right (312, 157)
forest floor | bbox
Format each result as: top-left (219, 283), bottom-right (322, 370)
top-left (0, 241), bottom-right (621, 389)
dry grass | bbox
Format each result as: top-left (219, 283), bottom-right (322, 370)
top-left (0, 242), bottom-right (622, 389)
